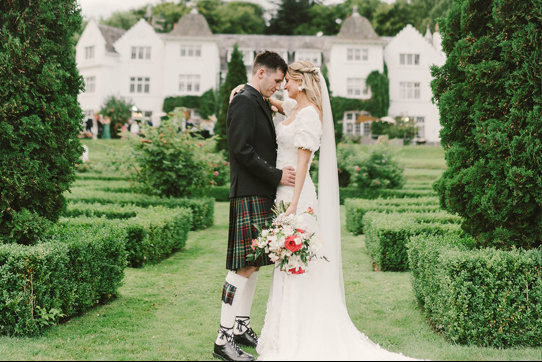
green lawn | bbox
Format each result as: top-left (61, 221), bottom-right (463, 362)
top-left (1, 142), bottom-right (539, 360)
top-left (0, 202), bottom-right (539, 360)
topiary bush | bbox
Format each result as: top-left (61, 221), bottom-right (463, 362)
top-left (431, 0), bottom-right (542, 249)
top-left (0, 0), bottom-right (84, 244)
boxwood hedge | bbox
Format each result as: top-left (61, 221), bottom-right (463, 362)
top-left (0, 224), bottom-right (127, 336)
top-left (345, 197), bottom-right (441, 235)
top-left (408, 234), bottom-right (541, 348)
top-left (363, 211), bottom-right (462, 271)
top-left (65, 189), bottom-right (213, 230)
top-left (62, 203), bottom-right (192, 267)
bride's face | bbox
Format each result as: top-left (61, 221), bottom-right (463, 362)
top-left (284, 74), bottom-right (302, 99)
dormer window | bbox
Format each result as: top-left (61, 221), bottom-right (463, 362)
top-left (85, 46), bottom-right (95, 60)
top-left (181, 44), bottom-right (202, 58)
top-left (131, 46), bottom-right (151, 60)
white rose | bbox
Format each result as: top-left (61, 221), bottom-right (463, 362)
top-left (261, 230), bottom-right (269, 238)
top-left (294, 236), bottom-right (303, 245)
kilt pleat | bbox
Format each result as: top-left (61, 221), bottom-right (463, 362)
top-left (226, 196), bottom-right (275, 270)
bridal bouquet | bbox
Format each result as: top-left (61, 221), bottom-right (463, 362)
top-left (247, 201), bottom-right (327, 275)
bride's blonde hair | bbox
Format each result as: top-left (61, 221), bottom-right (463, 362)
top-left (287, 61), bottom-right (322, 114)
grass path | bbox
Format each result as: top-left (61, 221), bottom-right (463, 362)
top-left (0, 203), bottom-right (540, 360)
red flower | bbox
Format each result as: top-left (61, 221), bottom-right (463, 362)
top-left (284, 235), bottom-right (302, 253)
top-left (213, 171), bottom-right (219, 176)
top-left (251, 239), bottom-right (259, 250)
top-left (288, 267), bottom-right (306, 275)
top-left (306, 207), bottom-right (314, 214)
top-left (354, 165), bottom-right (360, 172)
top-left (296, 228), bottom-right (306, 234)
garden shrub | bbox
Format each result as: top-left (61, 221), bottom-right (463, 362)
top-left (62, 204), bottom-right (192, 267)
top-left (207, 185), bottom-right (231, 202)
top-left (345, 197), bottom-right (441, 234)
top-left (0, 224), bottom-right (127, 336)
top-left (432, 0), bottom-right (542, 249)
top-left (336, 144), bottom-right (405, 189)
top-left (0, 0), bottom-right (84, 244)
top-left (133, 117), bottom-right (211, 198)
top-left (100, 96), bottom-right (133, 138)
top-left (363, 211), bottom-right (462, 271)
top-left (408, 234), bottom-right (541, 348)
top-left (65, 189), bottom-right (213, 230)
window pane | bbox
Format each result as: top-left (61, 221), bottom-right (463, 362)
top-left (188, 47), bottom-right (193, 56)
top-left (137, 83), bottom-right (142, 93)
top-left (196, 47), bottom-right (201, 57)
top-left (138, 47), bottom-right (144, 59)
top-left (414, 54), bottom-right (420, 65)
top-left (131, 47), bottom-right (136, 59)
top-left (130, 84), bottom-right (135, 93)
top-left (146, 47), bottom-right (151, 59)
top-left (407, 54), bottom-right (412, 65)
top-left (400, 54), bottom-right (405, 65)
top-left (144, 83), bottom-right (150, 93)
top-left (181, 47), bottom-right (186, 56)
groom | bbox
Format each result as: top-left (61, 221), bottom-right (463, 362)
top-left (213, 51), bottom-right (294, 361)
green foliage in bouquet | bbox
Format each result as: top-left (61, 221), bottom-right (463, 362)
top-left (431, 0), bottom-right (542, 249)
top-left (0, 0), bottom-right (84, 244)
top-left (131, 116), bottom-right (211, 198)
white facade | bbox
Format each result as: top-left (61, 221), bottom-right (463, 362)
top-left (76, 10), bottom-right (445, 143)
top-left (384, 24), bottom-right (446, 143)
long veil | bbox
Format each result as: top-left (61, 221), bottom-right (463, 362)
top-left (317, 70), bottom-right (346, 305)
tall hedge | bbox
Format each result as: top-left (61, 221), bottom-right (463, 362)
top-left (216, 44), bottom-right (248, 153)
top-left (0, 0), bottom-right (84, 244)
top-left (431, 0), bottom-right (541, 249)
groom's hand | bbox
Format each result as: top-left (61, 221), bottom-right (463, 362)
top-left (280, 167), bottom-right (296, 186)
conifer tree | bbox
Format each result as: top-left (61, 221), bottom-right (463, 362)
top-left (0, 0), bottom-right (84, 244)
top-left (215, 44), bottom-right (248, 153)
top-left (432, 0), bottom-right (541, 249)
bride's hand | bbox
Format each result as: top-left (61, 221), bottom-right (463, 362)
top-left (284, 203), bottom-right (297, 216)
top-left (229, 84), bottom-right (245, 103)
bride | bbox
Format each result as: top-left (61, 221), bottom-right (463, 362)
top-left (255, 61), bottom-right (418, 361)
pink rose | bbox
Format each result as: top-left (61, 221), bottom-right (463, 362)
top-left (213, 171), bottom-right (219, 176)
top-left (355, 166), bottom-right (360, 172)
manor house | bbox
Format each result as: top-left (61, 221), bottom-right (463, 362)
top-left (76, 7), bottom-right (445, 143)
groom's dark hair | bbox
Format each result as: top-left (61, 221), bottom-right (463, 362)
top-left (253, 50), bottom-right (288, 75)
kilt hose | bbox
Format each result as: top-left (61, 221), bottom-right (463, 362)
top-left (226, 196), bottom-right (275, 270)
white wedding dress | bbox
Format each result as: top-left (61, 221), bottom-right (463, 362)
top-left (256, 98), bottom-right (417, 361)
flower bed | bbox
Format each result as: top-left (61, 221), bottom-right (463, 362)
top-left (408, 234), bottom-right (542, 348)
top-left (363, 211), bottom-right (461, 271)
top-left (0, 225), bottom-right (127, 336)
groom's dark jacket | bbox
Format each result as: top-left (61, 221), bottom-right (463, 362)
top-left (227, 84), bottom-right (282, 199)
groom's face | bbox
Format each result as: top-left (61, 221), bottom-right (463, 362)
top-left (259, 68), bottom-right (285, 99)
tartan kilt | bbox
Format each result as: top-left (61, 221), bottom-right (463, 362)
top-left (226, 196), bottom-right (275, 270)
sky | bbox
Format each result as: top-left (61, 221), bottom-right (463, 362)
top-left (78, 0), bottom-right (396, 20)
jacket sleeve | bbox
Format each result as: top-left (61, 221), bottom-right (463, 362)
top-left (227, 95), bottom-right (283, 187)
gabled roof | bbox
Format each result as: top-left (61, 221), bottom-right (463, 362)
top-left (98, 24), bottom-right (126, 53)
top-left (337, 7), bottom-right (379, 41)
top-left (169, 8), bottom-right (212, 37)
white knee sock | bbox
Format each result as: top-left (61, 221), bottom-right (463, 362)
top-left (216, 270), bottom-right (248, 345)
top-left (235, 272), bottom-right (258, 335)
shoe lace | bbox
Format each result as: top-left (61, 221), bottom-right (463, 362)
top-left (218, 329), bottom-right (243, 355)
top-left (236, 318), bottom-right (257, 340)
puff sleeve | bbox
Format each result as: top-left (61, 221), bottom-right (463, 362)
top-left (282, 98), bottom-right (297, 116)
top-left (294, 108), bottom-right (322, 152)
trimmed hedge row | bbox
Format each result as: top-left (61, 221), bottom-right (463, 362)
top-left (75, 173), bottom-right (130, 181)
top-left (207, 185), bottom-right (230, 202)
top-left (0, 224), bottom-right (127, 336)
top-left (62, 204), bottom-right (192, 267)
top-left (345, 197), bottom-right (441, 235)
top-left (363, 212), bottom-right (462, 271)
top-left (408, 234), bottom-right (542, 348)
top-left (65, 189), bottom-right (213, 230)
